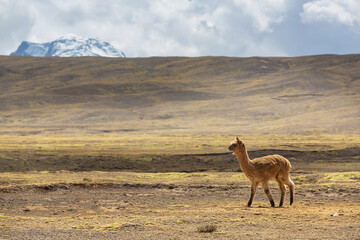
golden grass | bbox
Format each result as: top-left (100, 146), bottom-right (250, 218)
top-left (319, 172), bottom-right (359, 182)
top-left (0, 171), bottom-right (248, 188)
top-left (1, 170), bottom-right (359, 189)
top-left (0, 133), bottom-right (359, 155)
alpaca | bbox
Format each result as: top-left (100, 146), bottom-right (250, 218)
top-left (228, 137), bottom-right (294, 207)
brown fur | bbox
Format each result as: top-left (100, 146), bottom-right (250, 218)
top-left (229, 137), bottom-right (294, 207)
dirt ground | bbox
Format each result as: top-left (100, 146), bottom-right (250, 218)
top-left (0, 137), bottom-right (359, 239)
top-left (0, 171), bottom-right (359, 240)
top-left (1, 148), bottom-right (359, 173)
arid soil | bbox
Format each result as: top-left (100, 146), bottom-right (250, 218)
top-left (0, 179), bottom-right (359, 239)
top-left (0, 145), bottom-right (359, 239)
top-left (1, 148), bottom-right (359, 173)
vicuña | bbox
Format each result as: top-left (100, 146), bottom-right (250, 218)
top-left (229, 137), bottom-right (294, 207)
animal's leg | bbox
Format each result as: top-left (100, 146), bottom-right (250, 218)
top-left (276, 178), bottom-right (286, 207)
top-left (261, 182), bottom-right (275, 207)
top-left (285, 178), bottom-right (295, 205)
top-left (247, 182), bottom-right (259, 207)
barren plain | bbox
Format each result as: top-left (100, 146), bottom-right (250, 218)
top-left (0, 55), bottom-right (359, 239)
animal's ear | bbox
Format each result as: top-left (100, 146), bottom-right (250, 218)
top-left (236, 137), bottom-right (245, 146)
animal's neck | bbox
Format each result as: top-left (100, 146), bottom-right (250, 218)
top-left (234, 147), bottom-right (252, 171)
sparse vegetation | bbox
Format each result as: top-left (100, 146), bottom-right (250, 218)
top-left (0, 169), bottom-right (359, 239)
top-left (197, 224), bottom-right (218, 233)
top-left (0, 134), bottom-right (358, 239)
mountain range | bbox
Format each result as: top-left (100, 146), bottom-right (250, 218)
top-left (10, 34), bottom-right (126, 57)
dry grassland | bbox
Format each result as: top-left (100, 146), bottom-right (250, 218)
top-left (0, 134), bottom-right (359, 239)
top-left (0, 55), bottom-right (359, 238)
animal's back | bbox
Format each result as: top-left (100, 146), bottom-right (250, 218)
top-left (251, 154), bottom-right (290, 166)
top-left (250, 155), bottom-right (291, 180)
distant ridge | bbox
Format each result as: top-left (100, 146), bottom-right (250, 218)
top-left (0, 54), bottom-right (359, 135)
top-left (10, 34), bottom-right (126, 57)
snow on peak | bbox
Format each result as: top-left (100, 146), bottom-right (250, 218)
top-left (10, 35), bottom-right (126, 58)
top-left (58, 33), bottom-right (84, 40)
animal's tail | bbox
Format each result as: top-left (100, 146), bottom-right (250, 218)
top-left (287, 178), bottom-right (295, 205)
top-left (282, 156), bottom-right (294, 205)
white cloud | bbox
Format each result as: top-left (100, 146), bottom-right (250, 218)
top-left (301, 0), bottom-right (360, 28)
top-left (3, 0), bottom-right (359, 57)
top-left (233, 0), bottom-right (287, 32)
top-left (0, 0), bottom-right (35, 54)
top-left (0, 0), bottom-right (290, 57)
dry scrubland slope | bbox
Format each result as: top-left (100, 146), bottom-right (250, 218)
top-left (0, 55), bottom-right (359, 134)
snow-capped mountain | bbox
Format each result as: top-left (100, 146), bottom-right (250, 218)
top-left (10, 34), bottom-right (126, 57)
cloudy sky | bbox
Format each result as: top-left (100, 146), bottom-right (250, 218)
top-left (1, 0), bottom-right (360, 57)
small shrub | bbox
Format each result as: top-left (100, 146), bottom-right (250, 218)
top-left (197, 224), bottom-right (217, 233)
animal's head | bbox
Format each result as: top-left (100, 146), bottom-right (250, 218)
top-left (228, 137), bottom-right (246, 152)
